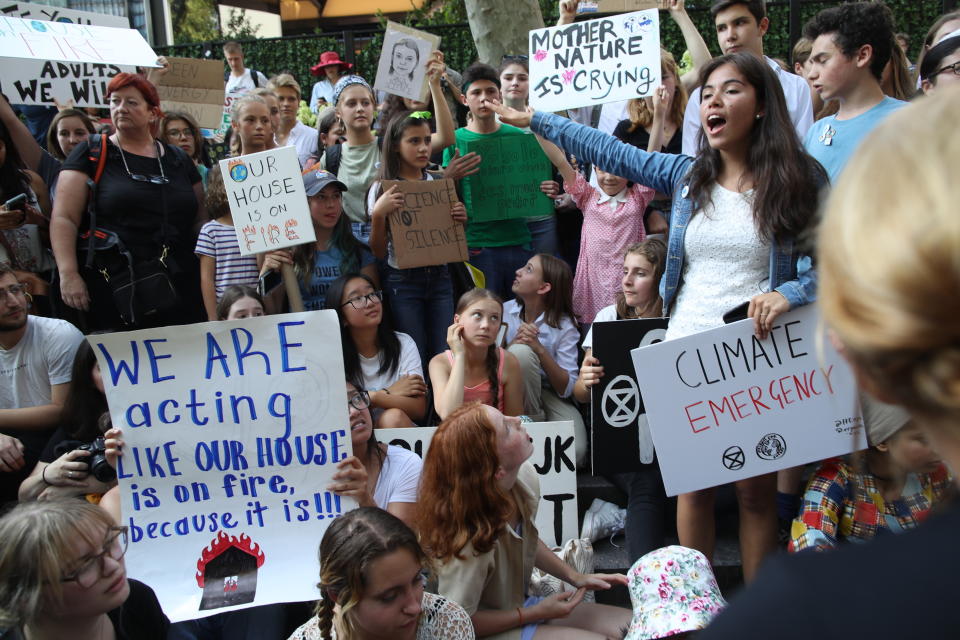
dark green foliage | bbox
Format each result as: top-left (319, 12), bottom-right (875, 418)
top-left (157, 1), bottom-right (946, 92)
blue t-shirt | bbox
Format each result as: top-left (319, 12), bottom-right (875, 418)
top-left (803, 97), bottom-right (906, 182)
top-left (299, 243), bottom-right (375, 311)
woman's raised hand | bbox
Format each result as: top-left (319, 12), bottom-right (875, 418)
top-left (446, 323), bottom-right (466, 356)
top-left (488, 102), bottom-right (534, 129)
top-left (748, 291), bottom-right (791, 340)
top-left (426, 50), bottom-right (446, 84)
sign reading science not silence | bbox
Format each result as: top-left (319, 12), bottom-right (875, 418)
top-left (381, 179), bottom-right (467, 268)
top-left (528, 9), bottom-right (661, 112)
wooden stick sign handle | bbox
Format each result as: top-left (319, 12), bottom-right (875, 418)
top-left (281, 262), bottom-right (304, 312)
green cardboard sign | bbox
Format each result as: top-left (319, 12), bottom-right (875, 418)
top-left (460, 135), bottom-right (554, 221)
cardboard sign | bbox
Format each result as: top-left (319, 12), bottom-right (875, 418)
top-left (0, 4), bottom-right (133, 107)
top-left (90, 312), bottom-right (354, 621)
top-left (459, 135), bottom-right (554, 222)
top-left (157, 57), bottom-right (226, 130)
top-left (528, 9), bottom-right (661, 112)
top-left (590, 318), bottom-right (669, 474)
top-left (381, 179), bottom-right (467, 268)
top-left (374, 21), bottom-right (440, 103)
top-left (219, 147), bottom-right (317, 256)
top-left (577, 0), bottom-right (658, 13)
top-left (0, 16), bottom-right (158, 66)
top-left (630, 305), bottom-right (865, 496)
top-left (379, 421), bottom-right (577, 547)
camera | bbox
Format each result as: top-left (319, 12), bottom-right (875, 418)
top-left (54, 437), bottom-right (117, 483)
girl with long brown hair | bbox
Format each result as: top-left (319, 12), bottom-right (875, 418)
top-left (417, 403), bottom-right (631, 639)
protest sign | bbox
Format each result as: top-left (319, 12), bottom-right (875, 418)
top-left (219, 146), bottom-right (316, 256)
top-left (0, 16), bottom-right (158, 66)
top-left (590, 318), bottom-right (668, 474)
top-left (381, 179), bottom-right (467, 268)
top-left (374, 21), bottom-right (440, 102)
top-left (379, 421), bottom-right (577, 547)
top-left (157, 57), bottom-right (226, 129)
top-left (0, 4), bottom-right (134, 107)
top-left (528, 9), bottom-right (661, 112)
top-left (577, 0), bottom-right (658, 13)
top-left (630, 305), bottom-right (865, 496)
top-left (90, 312), bottom-right (353, 621)
top-left (459, 135), bottom-right (553, 222)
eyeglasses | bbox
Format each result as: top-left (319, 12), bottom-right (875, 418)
top-left (933, 61), bottom-right (960, 78)
top-left (341, 290), bottom-right (383, 310)
top-left (348, 390), bottom-right (371, 411)
top-left (117, 139), bottom-right (170, 185)
top-left (61, 527), bottom-right (129, 588)
top-left (166, 127), bottom-right (194, 139)
top-left (0, 283), bottom-right (26, 300)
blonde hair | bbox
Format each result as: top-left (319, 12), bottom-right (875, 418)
top-left (0, 500), bottom-right (117, 627)
top-left (818, 89), bottom-right (960, 424)
top-left (625, 49), bottom-right (688, 132)
top-left (230, 94), bottom-right (270, 156)
top-left (267, 73), bottom-right (302, 100)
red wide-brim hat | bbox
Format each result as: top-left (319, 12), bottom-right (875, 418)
top-left (311, 51), bottom-right (353, 76)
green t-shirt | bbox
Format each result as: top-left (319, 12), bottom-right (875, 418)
top-left (443, 124), bottom-right (532, 248)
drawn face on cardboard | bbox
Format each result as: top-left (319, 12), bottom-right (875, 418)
top-left (226, 296), bottom-right (265, 321)
top-left (308, 185), bottom-right (344, 230)
top-left (56, 523), bottom-right (129, 619)
top-left (109, 86), bottom-right (156, 134)
top-left (57, 115), bottom-right (91, 158)
top-left (391, 42), bottom-right (419, 79)
top-left (397, 122), bottom-right (432, 171)
top-left (236, 102), bottom-right (272, 153)
top-left (164, 118), bottom-right (195, 158)
top-left (340, 277), bottom-right (382, 329)
top-left (622, 252), bottom-right (658, 312)
top-left (351, 547), bottom-right (424, 640)
top-left (454, 297), bottom-right (502, 348)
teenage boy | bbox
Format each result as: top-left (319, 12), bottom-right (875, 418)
top-left (802, 2), bottom-right (904, 181)
top-left (222, 42), bottom-right (269, 132)
top-left (443, 63), bottom-right (533, 299)
top-left (268, 74), bottom-right (319, 167)
top-left (0, 265), bottom-right (83, 504)
top-left (682, 0), bottom-right (813, 156)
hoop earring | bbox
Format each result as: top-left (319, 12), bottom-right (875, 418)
top-left (23, 291), bottom-right (33, 309)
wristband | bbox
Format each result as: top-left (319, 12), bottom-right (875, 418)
top-left (41, 465), bottom-right (51, 485)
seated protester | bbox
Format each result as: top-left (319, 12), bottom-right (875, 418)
top-left (160, 111), bottom-right (209, 185)
top-left (18, 341), bottom-right (118, 503)
top-left (789, 394), bottom-right (951, 552)
top-left (504, 254), bottom-right (586, 466)
top-left (0, 500), bottom-right (169, 640)
top-left (327, 381), bottom-right (422, 530)
top-left (216, 284), bottom-right (265, 321)
top-left (428, 288), bottom-right (523, 420)
top-left (418, 403), bottom-right (632, 639)
top-left (287, 507), bottom-right (474, 640)
top-left (268, 74), bottom-right (319, 167)
top-left (920, 31), bottom-right (960, 95)
top-left (1, 119), bottom-right (53, 294)
top-left (326, 274), bottom-right (426, 428)
top-left (196, 166), bottom-right (260, 320)
top-left (0, 264), bottom-right (84, 505)
top-left (260, 169), bottom-right (377, 311)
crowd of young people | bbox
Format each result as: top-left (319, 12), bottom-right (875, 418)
top-left (1, 1), bottom-right (959, 638)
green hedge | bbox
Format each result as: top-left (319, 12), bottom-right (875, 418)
top-left (157, 1), bottom-right (947, 93)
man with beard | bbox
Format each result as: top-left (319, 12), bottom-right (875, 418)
top-left (0, 264), bottom-right (83, 504)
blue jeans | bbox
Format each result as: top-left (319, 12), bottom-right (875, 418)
top-left (384, 264), bottom-right (454, 372)
top-left (527, 215), bottom-right (558, 256)
top-left (468, 245), bottom-right (533, 300)
top-left (613, 460), bottom-right (668, 563)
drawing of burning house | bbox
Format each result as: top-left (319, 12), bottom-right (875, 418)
top-left (196, 531), bottom-right (265, 610)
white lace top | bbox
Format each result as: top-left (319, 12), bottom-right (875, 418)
top-left (665, 183), bottom-right (769, 341)
top-left (286, 591), bottom-right (475, 640)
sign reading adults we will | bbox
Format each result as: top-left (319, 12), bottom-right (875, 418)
top-left (528, 9), bottom-right (661, 112)
top-left (381, 179), bottom-right (467, 268)
top-left (379, 421), bottom-right (578, 547)
top-left (459, 135), bottom-right (553, 222)
top-left (631, 305), bottom-right (865, 496)
top-left (91, 313), bottom-right (353, 621)
top-left (0, 5), bottom-right (142, 108)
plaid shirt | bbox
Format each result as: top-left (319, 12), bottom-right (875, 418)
top-left (789, 458), bottom-right (952, 552)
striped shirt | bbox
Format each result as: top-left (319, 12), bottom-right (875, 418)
top-left (194, 219), bottom-right (260, 299)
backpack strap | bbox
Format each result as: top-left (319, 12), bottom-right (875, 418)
top-left (82, 133), bottom-right (109, 268)
top-left (324, 142), bottom-right (342, 177)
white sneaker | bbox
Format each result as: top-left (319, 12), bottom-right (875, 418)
top-left (580, 498), bottom-right (626, 542)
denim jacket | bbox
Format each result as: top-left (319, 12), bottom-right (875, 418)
top-left (530, 111), bottom-right (816, 314)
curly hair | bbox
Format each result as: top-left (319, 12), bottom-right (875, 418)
top-left (416, 402), bottom-right (513, 561)
top-left (803, 2), bottom-right (894, 81)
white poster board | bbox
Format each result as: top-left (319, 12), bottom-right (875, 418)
top-left (219, 147), bottom-right (317, 256)
top-left (90, 312), bottom-right (353, 621)
top-left (0, 5), bottom-right (135, 107)
top-left (373, 21), bottom-right (440, 103)
top-left (379, 421), bottom-right (578, 547)
top-left (528, 9), bottom-right (661, 112)
top-left (0, 16), bottom-right (157, 66)
top-left (631, 305), bottom-right (865, 496)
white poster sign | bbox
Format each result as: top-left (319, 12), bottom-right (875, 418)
top-left (631, 305), bottom-right (865, 496)
top-left (90, 312), bottom-right (353, 621)
top-left (379, 421), bottom-right (578, 547)
top-left (0, 16), bottom-right (157, 66)
top-left (373, 21), bottom-right (440, 103)
top-left (219, 147), bottom-right (317, 256)
top-left (528, 9), bottom-right (661, 112)
top-left (0, 1), bottom-right (129, 28)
